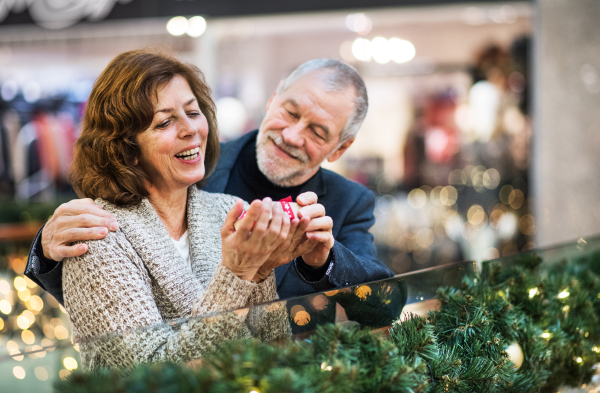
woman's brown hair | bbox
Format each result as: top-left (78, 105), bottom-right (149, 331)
top-left (70, 48), bottom-right (220, 206)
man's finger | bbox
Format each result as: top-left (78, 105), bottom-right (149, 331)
top-left (298, 204), bottom-right (325, 220)
top-left (290, 217), bottom-right (310, 247)
top-left (296, 192), bottom-right (318, 206)
top-left (66, 198), bottom-right (97, 205)
top-left (304, 216), bottom-right (333, 232)
top-left (306, 231), bottom-right (335, 246)
top-left (61, 214), bottom-right (119, 230)
top-left (57, 227), bottom-right (112, 243)
top-left (55, 203), bottom-right (116, 220)
top-left (55, 243), bottom-right (89, 259)
top-left (293, 238), bottom-right (319, 257)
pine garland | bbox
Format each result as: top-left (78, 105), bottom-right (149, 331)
top-left (55, 250), bottom-right (600, 393)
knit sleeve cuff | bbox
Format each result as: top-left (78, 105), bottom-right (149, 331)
top-left (247, 270), bottom-right (278, 306)
top-left (191, 263), bottom-right (256, 316)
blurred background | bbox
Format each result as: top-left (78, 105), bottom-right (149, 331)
top-left (0, 0), bottom-right (599, 388)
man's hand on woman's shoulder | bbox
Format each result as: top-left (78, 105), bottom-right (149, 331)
top-left (42, 198), bottom-right (119, 261)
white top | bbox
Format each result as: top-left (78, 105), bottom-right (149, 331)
top-left (170, 229), bottom-right (191, 266)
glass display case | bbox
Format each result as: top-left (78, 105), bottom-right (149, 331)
top-left (1, 235), bottom-right (600, 391)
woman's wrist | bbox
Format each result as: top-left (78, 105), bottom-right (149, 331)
top-left (252, 268), bottom-right (272, 283)
top-left (222, 261), bottom-right (257, 282)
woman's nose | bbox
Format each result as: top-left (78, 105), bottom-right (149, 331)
top-left (179, 116), bottom-right (197, 137)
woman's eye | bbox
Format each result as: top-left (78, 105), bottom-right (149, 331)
top-left (188, 111), bottom-right (200, 118)
top-left (156, 120), bottom-right (170, 129)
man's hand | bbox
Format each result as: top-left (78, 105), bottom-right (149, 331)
top-left (295, 192), bottom-right (334, 269)
top-left (42, 199), bottom-right (118, 261)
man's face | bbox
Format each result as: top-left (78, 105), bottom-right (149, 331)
top-left (256, 71), bottom-right (356, 187)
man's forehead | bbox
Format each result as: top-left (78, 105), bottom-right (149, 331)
top-left (281, 75), bottom-right (355, 112)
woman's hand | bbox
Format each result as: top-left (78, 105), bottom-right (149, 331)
top-left (221, 198), bottom-right (290, 282)
top-left (252, 216), bottom-right (312, 282)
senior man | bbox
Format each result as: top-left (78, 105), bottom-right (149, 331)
top-left (25, 59), bottom-right (394, 304)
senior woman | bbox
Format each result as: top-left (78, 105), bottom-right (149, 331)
top-left (62, 49), bottom-right (304, 370)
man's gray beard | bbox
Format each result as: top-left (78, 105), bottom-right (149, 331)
top-left (256, 131), bottom-right (315, 187)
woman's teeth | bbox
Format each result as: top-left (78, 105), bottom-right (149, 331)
top-left (175, 147), bottom-right (200, 160)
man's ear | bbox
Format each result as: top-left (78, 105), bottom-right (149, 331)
top-left (327, 137), bottom-right (355, 163)
top-left (266, 81), bottom-right (282, 112)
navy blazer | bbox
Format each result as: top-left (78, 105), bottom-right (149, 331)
top-left (24, 131), bottom-right (393, 303)
top-left (203, 130), bottom-right (394, 299)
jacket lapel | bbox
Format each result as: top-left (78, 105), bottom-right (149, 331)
top-left (202, 130), bottom-right (258, 193)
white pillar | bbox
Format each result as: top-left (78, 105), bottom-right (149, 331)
top-left (533, 0), bottom-right (600, 246)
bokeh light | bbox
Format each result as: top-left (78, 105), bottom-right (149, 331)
top-left (21, 329), bottom-right (35, 345)
top-left (345, 13), bottom-right (372, 34)
top-left (519, 214), bottom-right (536, 235)
top-left (293, 311), bottom-right (310, 326)
top-left (64, 357), bottom-right (78, 370)
top-left (186, 16), bottom-right (206, 37)
top-left (467, 205), bottom-right (486, 226)
top-left (28, 295), bottom-right (44, 311)
top-left (483, 168), bottom-right (501, 189)
top-left (499, 185), bottom-right (514, 204)
top-left (55, 325), bottom-right (69, 340)
top-left (371, 37), bottom-right (392, 64)
top-left (17, 315), bottom-right (31, 329)
top-left (509, 189), bottom-right (525, 209)
top-left (14, 276), bottom-right (26, 291)
top-left (166, 16), bottom-right (188, 36)
top-left (407, 188), bottom-right (427, 209)
top-left (0, 279), bottom-right (10, 294)
top-left (311, 295), bottom-right (329, 310)
top-left (439, 186), bottom-right (458, 206)
top-left (389, 38), bottom-right (416, 63)
top-left (448, 169), bottom-right (467, 186)
top-left (392, 253), bottom-right (411, 273)
top-left (35, 367), bottom-right (48, 381)
top-left (352, 38), bottom-right (371, 61)
top-left (0, 299), bottom-right (11, 314)
top-left (355, 285), bottom-right (372, 299)
top-left (13, 366), bottom-right (25, 379)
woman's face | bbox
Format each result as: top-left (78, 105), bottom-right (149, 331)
top-left (136, 75), bottom-right (209, 192)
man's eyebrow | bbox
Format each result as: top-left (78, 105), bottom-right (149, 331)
top-left (154, 98), bottom-right (197, 114)
top-left (284, 98), bottom-right (329, 137)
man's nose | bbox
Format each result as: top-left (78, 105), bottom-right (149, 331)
top-left (281, 122), bottom-right (305, 147)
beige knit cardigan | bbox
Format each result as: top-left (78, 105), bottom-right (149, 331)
top-left (62, 187), bottom-right (289, 370)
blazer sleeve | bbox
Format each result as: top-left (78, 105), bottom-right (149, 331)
top-left (63, 230), bottom-right (255, 370)
top-left (294, 188), bottom-right (394, 291)
top-left (24, 225), bottom-right (65, 305)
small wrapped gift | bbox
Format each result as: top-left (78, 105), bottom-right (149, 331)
top-left (234, 196), bottom-right (299, 230)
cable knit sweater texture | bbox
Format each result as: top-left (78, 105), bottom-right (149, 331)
top-left (62, 187), bottom-right (289, 370)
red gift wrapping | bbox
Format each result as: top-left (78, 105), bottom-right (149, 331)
top-left (234, 196), bottom-right (299, 230)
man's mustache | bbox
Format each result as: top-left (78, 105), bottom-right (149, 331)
top-left (267, 133), bottom-right (309, 164)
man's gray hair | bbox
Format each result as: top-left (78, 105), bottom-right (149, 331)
top-left (277, 59), bottom-right (368, 142)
